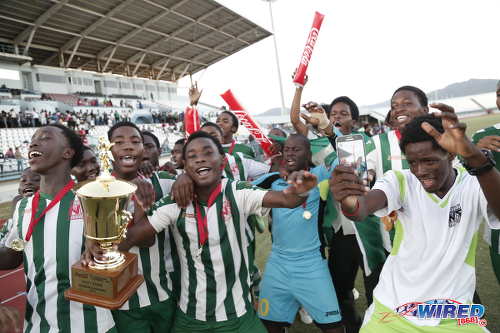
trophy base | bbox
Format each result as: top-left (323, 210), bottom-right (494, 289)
top-left (64, 252), bottom-right (144, 310)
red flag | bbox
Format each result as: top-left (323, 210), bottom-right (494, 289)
top-left (220, 90), bottom-right (273, 157)
top-left (184, 106), bottom-right (200, 136)
top-left (293, 11), bottom-right (325, 86)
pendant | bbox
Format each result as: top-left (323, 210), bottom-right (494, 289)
top-left (302, 210), bottom-right (312, 220)
top-left (9, 238), bottom-right (25, 252)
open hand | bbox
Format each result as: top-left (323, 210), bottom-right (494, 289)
top-left (283, 170), bottom-right (317, 195)
top-left (301, 102), bottom-right (330, 129)
top-left (139, 160), bottom-right (156, 179)
top-left (131, 178), bottom-right (155, 210)
top-left (422, 104), bottom-right (476, 158)
top-left (189, 81), bottom-right (202, 106)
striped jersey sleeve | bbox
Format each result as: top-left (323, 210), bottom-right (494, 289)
top-left (235, 181), bottom-right (269, 217)
top-left (148, 196), bottom-right (180, 233)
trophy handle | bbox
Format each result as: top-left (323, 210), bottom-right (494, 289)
top-left (119, 210), bottom-right (133, 239)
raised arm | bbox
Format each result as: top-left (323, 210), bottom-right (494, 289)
top-left (424, 103), bottom-right (500, 219)
top-left (329, 164), bottom-right (387, 221)
top-left (291, 81), bottom-right (309, 137)
top-left (262, 170), bottom-right (317, 208)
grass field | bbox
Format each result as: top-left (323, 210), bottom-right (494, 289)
top-left (1, 113), bottom-right (499, 332)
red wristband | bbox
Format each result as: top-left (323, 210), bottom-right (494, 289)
top-left (341, 199), bottom-right (360, 217)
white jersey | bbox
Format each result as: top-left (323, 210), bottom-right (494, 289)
top-left (372, 167), bottom-right (500, 326)
top-left (4, 193), bottom-right (115, 333)
top-left (148, 179), bottom-right (268, 322)
top-left (223, 152), bottom-right (270, 181)
top-left (120, 171), bottom-right (175, 310)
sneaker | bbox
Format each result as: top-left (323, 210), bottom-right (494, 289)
top-left (353, 288), bottom-right (360, 300)
top-left (299, 307), bottom-right (313, 324)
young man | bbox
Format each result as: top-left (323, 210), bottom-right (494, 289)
top-left (0, 124), bottom-right (116, 332)
top-left (105, 122), bottom-right (177, 333)
top-left (165, 138), bottom-right (185, 175)
top-left (0, 167), bottom-right (41, 246)
top-left (142, 130), bottom-right (161, 170)
top-left (297, 91), bottom-right (386, 332)
top-left (200, 122), bottom-right (270, 181)
top-left (216, 111), bottom-right (255, 158)
top-left (253, 134), bottom-right (344, 333)
top-left (472, 80), bottom-right (500, 283)
top-left (330, 110), bottom-right (500, 332)
top-left (71, 146), bottom-right (100, 182)
top-left (123, 131), bottom-right (318, 333)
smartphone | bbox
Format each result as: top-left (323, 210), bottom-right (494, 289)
top-left (336, 134), bottom-right (368, 185)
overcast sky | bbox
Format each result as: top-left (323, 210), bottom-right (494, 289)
top-left (179, 0), bottom-right (500, 115)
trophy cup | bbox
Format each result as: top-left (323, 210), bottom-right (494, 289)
top-left (64, 137), bottom-right (144, 309)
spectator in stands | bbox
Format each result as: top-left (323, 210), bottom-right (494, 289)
top-left (248, 135), bottom-right (264, 161)
top-left (0, 152), bottom-right (4, 174)
top-left (14, 147), bottom-right (23, 172)
top-left (9, 109), bottom-right (18, 128)
top-left (5, 148), bottom-right (14, 159)
top-left (0, 111), bottom-right (7, 128)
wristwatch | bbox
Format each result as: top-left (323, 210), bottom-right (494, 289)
top-left (463, 149), bottom-right (496, 176)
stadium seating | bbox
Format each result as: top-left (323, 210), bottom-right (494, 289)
top-left (47, 94), bottom-right (78, 106)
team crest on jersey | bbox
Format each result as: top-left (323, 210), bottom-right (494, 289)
top-left (448, 204), bottom-right (462, 228)
top-left (70, 200), bottom-right (84, 221)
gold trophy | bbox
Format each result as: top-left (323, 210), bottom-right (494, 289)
top-left (64, 137), bottom-right (144, 309)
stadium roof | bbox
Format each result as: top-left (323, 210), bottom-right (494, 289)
top-left (0, 0), bottom-right (271, 81)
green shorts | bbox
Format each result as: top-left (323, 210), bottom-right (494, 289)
top-left (112, 298), bottom-right (176, 333)
top-left (361, 298), bottom-right (489, 333)
top-left (173, 308), bottom-right (266, 333)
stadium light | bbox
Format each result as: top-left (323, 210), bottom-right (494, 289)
top-left (262, 0), bottom-right (287, 117)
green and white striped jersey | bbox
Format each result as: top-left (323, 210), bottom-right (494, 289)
top-left (147, 179), bottom-right (269, 322)
top-left (120, 171), bottom-right (176, 310)
top-left (4, 192), bottom-right (115, 333)
top-left (0, 218), bottom-right (13, 246)
top-left (222, 142), bottom-right (255, 158)
top-left (223, 152), bottom-right (269, 181)
top-left (473, 123), bottom-right (500, 253)
top-left (366, 130), bottom-right (409, 178)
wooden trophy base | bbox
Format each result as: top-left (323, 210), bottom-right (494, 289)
top-left (64, 252), bottom-right (144, 310)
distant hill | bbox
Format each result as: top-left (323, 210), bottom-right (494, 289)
top-left (365, 78), bottom-right (498, 108)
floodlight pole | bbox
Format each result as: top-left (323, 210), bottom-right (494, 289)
top-left (263, 0), bottom-right (286, 116)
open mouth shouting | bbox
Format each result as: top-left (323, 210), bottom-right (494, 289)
top-left (334, 122), bottom-right (342, 128)
top-left (22, 187), bottom-right (36, 196)
top-left (28, 150), bottom-right (43, 165)
top-left (396, 115), bottom-right (409, 124)
top-left (119, 155), bottom-right (138, 167)
top-left (196, 166), bottom-right (212, 177)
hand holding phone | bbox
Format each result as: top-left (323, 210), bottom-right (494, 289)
top-left (336, 134), bottom-right (368, 185)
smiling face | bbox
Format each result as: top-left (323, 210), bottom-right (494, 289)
top-left (143, 135), bottom-right (160, 168)
top-left (109, 126), bottom-right (144, 179)
top-left (330, 102), bottom-right (354, 135)
top-left (184, 137), bottom-right (223, 188)
top-left (71, 149), bottom-right (100, 182)
top-left (18, 168), bottom-right (41, 197)
top-left (390, 90), bottom-right (428, 131)
top-left (171, 143), bottom-right (184, 169)
top-left (28, 126), bottom-right (75, 175)
top-left (216, 113), bottom-right (236, 141)
top-left (282, 135), bottom-right (311, 173)
top-left (405, 141), bottom-right (454, 194)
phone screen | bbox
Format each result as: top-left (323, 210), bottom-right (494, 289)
top-left (336, 134), bottom-right (368, 184)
